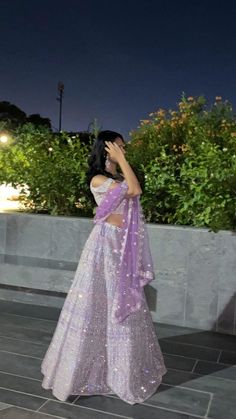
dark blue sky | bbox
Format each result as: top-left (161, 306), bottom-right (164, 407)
top-left (1, 0), bottom-right (236, 137)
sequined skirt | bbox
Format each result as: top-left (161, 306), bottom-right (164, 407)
top-left (41, 221), bottom-right (167, 405)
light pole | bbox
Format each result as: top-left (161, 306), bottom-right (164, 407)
top-left (56, 81), bottom-right (64, 132)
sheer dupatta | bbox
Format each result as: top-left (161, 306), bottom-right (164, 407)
top-left (93, 179), bottom-right (155, 324)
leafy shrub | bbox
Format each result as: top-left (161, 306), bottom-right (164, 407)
top-left (126, 94), bottom-right (236, 231)
top-left (0, 123), bottom-right (94, 216)
top-left (1, 94), bottom-right (236, 231)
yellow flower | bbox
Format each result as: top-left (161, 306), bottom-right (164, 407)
top-left (157, 109), bottom-right (166, 117)
top-left (140, 119), bottom-right (150, 125)
top-left (187, 96), bottom-right (194, 101)
top-left (231, 132), bottom-right (236, 137)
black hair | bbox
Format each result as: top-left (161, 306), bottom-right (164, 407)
top-left (86, 130), bottom-right (125, 185)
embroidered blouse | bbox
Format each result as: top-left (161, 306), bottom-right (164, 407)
top-left (90, 177), bottom-right (125, 215)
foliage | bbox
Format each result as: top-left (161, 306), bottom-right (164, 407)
top-left (1, 94), bottom-right (236, 231)
top-left (126, 94), bottom-right (236, 231)
top-left (0, 123), bottom-right (94, 216)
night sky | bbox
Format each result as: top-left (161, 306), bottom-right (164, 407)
top-left (1, 0), bottom-right (236, 138)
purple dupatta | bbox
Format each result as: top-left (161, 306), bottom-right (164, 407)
top-left (93, 179), bottom-right (155, 324)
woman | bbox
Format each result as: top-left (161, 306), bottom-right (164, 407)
top-left (41, 130), bottom-right (167, 405)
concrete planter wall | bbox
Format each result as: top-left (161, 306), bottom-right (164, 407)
top-left (0, 212), bottom-right (235, 335)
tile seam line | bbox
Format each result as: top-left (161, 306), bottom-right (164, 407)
top-left (106, 394), bottom-right (205, 418)
top-left (163, 351), bottom-right (233, 367)
top-left (3, 308), bottom-right (222, 337)
top-left (0, 312), bottom-right (57, 324)
top-left (0, 367), bottom-right (215, 398)
top-left (0, 310), bottom-right (60, 323)
top-left (0, 349), bottom-right (43, 360)
top-left (71, 395), bottom-right (80, 404)
top-left (0, 323), bottom-right (55, 334)
top-left (0, 333), bottom-right (49, 346)
top-left (0, 348), bottom-right (224, 364)
top-left (0, 385), bottom-right (49, 400)
top-left (216, 350), bottom-right (222, 363)
top-left (0, 386), bottom-right (132, 419)
top-left (2, 404), bottom-right (66, 419)
top-left (40, 399), bottom-right (133, 419)
top-left (0, 333), bottom-right (234, 356)
top-left (35, 399), bottom-right (49, 412)
top-left (1, 312), bottom-right (235, 351)
top-left (160, 382), bottom-right (213, 396)
top-left (204, 393), bottom-right (213, 418)
top-left (163, 352), bottom-right (202, 362)
top-left (191, 359), bottom-right (199, 373)
top-left (161, 337), bottom-right (235, 353)
top-left (0, 370), bottom-right (42, 381)
top-left (167, 366), bottom-right (236, 382)
top-left (193, 358), bottom-right (235, 367)
top-left (0, 364), bottom-right (234, 386)
top-left (0, 370), bottom-right (215, 396)
top-left (0, 284), bottom-right (67, 296)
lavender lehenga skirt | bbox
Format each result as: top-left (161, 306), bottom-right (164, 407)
top-left (41, 221), bottom-right (167, 405)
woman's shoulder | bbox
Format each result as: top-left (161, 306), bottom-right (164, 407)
top-left (90, 174), bottom-right (124, 189)
top-left (90, 175), bottom-right (111, 189)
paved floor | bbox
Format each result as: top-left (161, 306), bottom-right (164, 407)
top-left (0, 301), bottom-right (235, 419)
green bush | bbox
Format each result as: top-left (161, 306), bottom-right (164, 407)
top-left (0, 123), bottom-right (94, 216)
top-left (126, 94), bottom-right (236, 231)
top-left (1, 94), bottom-right (236, 231)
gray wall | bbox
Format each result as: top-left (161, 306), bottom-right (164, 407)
top-left (0, 212), bottom-right (235, 335)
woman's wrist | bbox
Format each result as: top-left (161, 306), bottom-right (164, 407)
top-left (117, 153), bottom-right (127, 166)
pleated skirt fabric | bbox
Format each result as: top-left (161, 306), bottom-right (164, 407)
top-left (41, 221), bottom-right (167, 405)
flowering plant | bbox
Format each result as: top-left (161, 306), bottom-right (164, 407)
top-left (126, 94), bottom-right (236, 231)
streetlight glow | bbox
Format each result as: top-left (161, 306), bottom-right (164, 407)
top-left (0, 135), bottom-right (8, 143)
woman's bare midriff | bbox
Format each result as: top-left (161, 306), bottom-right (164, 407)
top-left (105, 213), bottom-right (123, 228)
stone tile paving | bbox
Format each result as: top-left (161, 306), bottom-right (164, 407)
top-left (0, 301), bottom-right (235, 418)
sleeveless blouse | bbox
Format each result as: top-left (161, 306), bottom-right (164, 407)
top-left (90, 177), bottom-right (125, 215)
